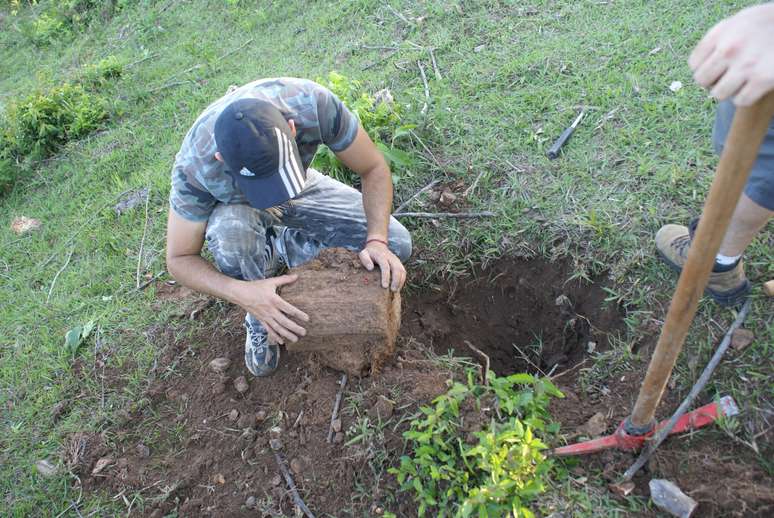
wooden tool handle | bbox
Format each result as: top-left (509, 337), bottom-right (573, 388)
top-left (629, 92), bottom-right (774, 429)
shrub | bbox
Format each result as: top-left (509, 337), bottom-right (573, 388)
top-left (4, 83), bottom-right (107, 158)
top-left (312, 71), bottom-right (415, 186)
top-left (81, 55), bottom-right (124, 88)
top-left (390, 371), bottom-right (563, 517)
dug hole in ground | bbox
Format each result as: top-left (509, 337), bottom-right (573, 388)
top-left (75, 249), bottom-right (773, 517)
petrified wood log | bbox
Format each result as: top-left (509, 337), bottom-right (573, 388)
top-left (280, 248), bottom-right (401, 377)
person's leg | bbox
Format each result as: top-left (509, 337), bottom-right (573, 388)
top-left (718, 193), bottom-right (773, 257)
top-left (655, 100), bottom-right (773, 306)
top-left (205, 203), bottom-right (283, 376)
top-left (276, 169), bottom-right (412, 265)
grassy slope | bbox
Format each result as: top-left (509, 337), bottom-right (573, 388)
top-left (0, 0), bottom-right (770, 515)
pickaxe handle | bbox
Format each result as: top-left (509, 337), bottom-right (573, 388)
top-left (629, 92), bottom-right (774, 431)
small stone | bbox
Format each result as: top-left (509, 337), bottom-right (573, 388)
top-left (609, 481), bottom-right (635, 497)
top-left (290, 457), bottom-right (304, 475)
top-left (555, 294), bottom-right (572, 308)
top-left (35, 459), bottom-right (58, 477)
top-left (255, 410), bottom-right (267, 422)
top-left (438, 189), bottom-right (457, 207)
top-left (730, 329), bottom-right (754, 351)
top-left (136, 443), bottom-right (150, 457)
top-left (211, 381), bottom-right (227, 395)
top-left (51, 401), bottom-right (68, 421)
top-left (269, 438), bottom-right (283, 451)
top-left (474, 44), bottom-right (486, 53)
top-left (669, 81), bottom-right (683, 93)
top-left (333, 432), bottom-right (345, 444)
top-left (578, 412), bottom-right (607, 438)
top-left (209, 357), bottom-right (231, 374)
top-left (91, 456), bottom-right (114, 475)
top-left (214, 473), bottom-right (225, 485)
top-left (374, 396), bottom-right (394, 420)
top-left (234, 376), bottom-right (249, 394)
top-left (587, 341), bottom-right (597, 354)
top-left (237, 413), bottom-right (255, 429)
top-left (332, 418), bottom-right (342, 433)
top-left (269, 426), bottom-right (283, 438)
top-left (245, 496), bottom-right (257, 509)
top-left (228, 409), bottom-right (239, 422)
top-left (649, 479), bottom-right (698, 517)
top-left (271, 474), bottom-right (282, 486)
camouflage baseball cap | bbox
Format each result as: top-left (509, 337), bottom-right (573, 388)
top-left (214, 98), bottom-right (306, 209)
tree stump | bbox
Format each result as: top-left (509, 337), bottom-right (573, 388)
top-left (280, 248), bottom-right (401, 377)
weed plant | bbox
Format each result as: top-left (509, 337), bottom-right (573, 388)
top-left (391, 370), bottom-right (564, 517)
top-left (312, 71), bottom-right (416, 186)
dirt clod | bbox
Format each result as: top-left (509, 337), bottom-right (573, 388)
top-left (233, 376), bottom-right (249, 394)
top-left (228, 409), bottom-right (239, 422)
top-left (332, 418), bottom-right (342, 433)
top-left (35, 459), bottom-right (58, 477)
top-left (578, 412), bottom-right (607, 437)
top-left (369, 395), bottom-right (395, 420)
top-left (209, 357), bottom-right (231, 374)
top-left (290, 457), bottom-right (304, 476)
top-left (609, 481), bottom-right (635, 497)
top-left (730, 328), bottom-right (754, 351)
top-left (255, 410), bottom-right (267, 422)
top-left (51, 401), bottom-right (68, 421)
top-left (333, 432), bottom-right (345, 444)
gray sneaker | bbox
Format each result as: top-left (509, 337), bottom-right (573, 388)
top-left (244, 316), bottom-right (280, 377)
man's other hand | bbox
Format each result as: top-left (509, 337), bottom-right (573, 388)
top-left (358, 241), bottom-right (406, 292)
top-left (689, 3), bottom-right (774, 106)
top-left (235, 275), bottom-right (309, 345)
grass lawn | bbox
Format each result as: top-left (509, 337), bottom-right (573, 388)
top-left (1, 0), bottom-right (771, 516)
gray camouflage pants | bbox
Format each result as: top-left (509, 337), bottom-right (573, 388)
top-left (205, 167), bottom-right (412, 286)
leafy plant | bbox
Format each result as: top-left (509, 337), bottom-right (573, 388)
top-left (81, 55), bottom-right (124, 88)
top-left (312, 71), bottom-right (416, 185)
top-left (64, 320), bottom-right (95, 358)
top-left (390, 371), bottom-right (563, 517)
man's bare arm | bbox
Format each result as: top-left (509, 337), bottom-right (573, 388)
top-left (335, 125), bottom-right (406, 291)
top-left (165, 210), bottom-right (308, 343)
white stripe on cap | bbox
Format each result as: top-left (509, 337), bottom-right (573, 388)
top-left (285, 134), bottom-right (305, 191)
top-left (282, 133), bottom-right (303, 194)
top-left (274, 128), bottom-right (296, 196)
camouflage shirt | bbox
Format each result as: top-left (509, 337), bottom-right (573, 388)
top-left (169, 77), bottom-right (360, 222)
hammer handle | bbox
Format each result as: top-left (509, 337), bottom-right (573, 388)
top-left (630, 91), bottom-right (774, 429)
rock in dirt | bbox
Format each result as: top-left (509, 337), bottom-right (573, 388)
top-left (136, 443), bottom-right (150, 458)
top-left (255, 410), bottom-right (267, 422)
top-left (731, 329), bottom-right (754, 351)
top-left (234, 376), bottom-right (249, 394)
top-left (245, 495), bottom-right (257, 509)
top-left (35, 459), bottom-right (58, 477)
top-left (578, 412), bottom-right (607, 437)
top-left (209, 357), bottom-right (231, 374)
top-left (609, 481), bottom-right (635, 497)
top-left (91, 456), bottom-right (114, 475)
top-left (332, 418), bottom-right (342, 433)
top-left (369, 396), bottom-right (395, 420)
top-left (649, 479), bottom-right (698, 517)
top-left (280, 248), bottom-right (401, 377)
top-left (290, 457), bottom-right (305, 476)
top-left (228, 409), bottom-right (239, 422)
top-left (438, 188), bottom-right (457, 207)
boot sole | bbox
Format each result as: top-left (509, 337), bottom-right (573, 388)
top-left (656, 249), bottom-right (751, 308)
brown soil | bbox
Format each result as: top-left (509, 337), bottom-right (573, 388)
top-left (77, 255), bottom-right (773, 517)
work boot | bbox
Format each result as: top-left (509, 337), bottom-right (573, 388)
top-left (655, 220), bottom-right (750, 307)
top-left (244, 315), bottom-right (280, 377)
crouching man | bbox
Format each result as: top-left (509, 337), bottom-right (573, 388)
top-left (165, 77), bottom-right (411, 377)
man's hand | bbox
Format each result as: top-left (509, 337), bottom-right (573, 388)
top-left (233, 275), bottom-right (309, 345)
top-left (358, 241), bottom-right (406, 292)
top-left (689, 3), bottom-right (774, 106)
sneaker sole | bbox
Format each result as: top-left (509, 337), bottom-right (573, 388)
top-left (655, 249), bottom-right (751, 308)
